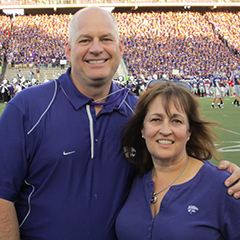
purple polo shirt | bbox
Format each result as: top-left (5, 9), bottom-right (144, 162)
top-left (116, 160), bottom-right (240, 240)
top-left (0, 68), bottom-right (137, 240)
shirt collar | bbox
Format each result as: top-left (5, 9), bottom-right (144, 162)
top-left (58, 68), bottom-right (90, 110)
top-left (58, 67), bottom-right (132, 116)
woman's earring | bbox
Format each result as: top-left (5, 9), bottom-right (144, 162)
top-left (142, 135), bottom-right (145, 139)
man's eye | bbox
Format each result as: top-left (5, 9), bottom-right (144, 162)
top-left (103, 38), bottom-right (112, 42)
top-left (79, 39), bottom-right (89, 44)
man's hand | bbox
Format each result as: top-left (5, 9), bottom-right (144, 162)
top-left (218, 160), bottom-right (240, 199)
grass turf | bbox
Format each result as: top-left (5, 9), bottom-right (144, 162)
top-left (197, 96), bottom-right (240, 166)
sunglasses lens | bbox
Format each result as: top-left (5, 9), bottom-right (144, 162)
top-left (177, 82), bottom-right (193, 92)
top-left (147, 79), bottom-right (193, 92)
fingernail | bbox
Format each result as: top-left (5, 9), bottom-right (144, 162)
top-left (228, 189), bottom-right (234, 195)
top-left (225, 180), bottom-right (230, 187)
top-left (234, 193), bottom-right (240, 199)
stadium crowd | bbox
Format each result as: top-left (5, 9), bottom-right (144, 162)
top-left (1, 9), bottom-right (240, 100)
top-left (115, 10), bottom-right (240, 81)
top-left (0, 14), bottom-right (69, 69)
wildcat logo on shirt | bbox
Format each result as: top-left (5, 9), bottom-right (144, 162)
top-left (187, 205), bottom-right (199, 214)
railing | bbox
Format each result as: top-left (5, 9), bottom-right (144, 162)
top-left (0, 0), bottom-right (240, 6)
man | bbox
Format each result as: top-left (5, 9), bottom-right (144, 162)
top-left (0, 7), bottom-right (239, 240)
top-left (228, 78), bottom-right (234, 97)
top-left (204, 78), bottom-right (211, 97)
top-left (232, 70), bottom-right (240, 107)
top-left (17, 70), bottom-right (22, 81)
top-left (13, 81), bottom-right (22, 95)
top-left (211, 71), bottom-right (222, 108)
top-left (198, 78), bottom-right (205, 97)
top-left (191, 79), bottom-right (198, 96)
top-left (1, 80), bottom-right (9, 103)
top-left (220, 72), bottom-right (227, 106)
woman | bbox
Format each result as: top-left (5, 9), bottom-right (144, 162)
top-left (115, 81), bottom-right (240, 239)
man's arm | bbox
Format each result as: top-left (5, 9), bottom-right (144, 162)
top-left (0, 198), bottom-right (20, 240)
top-left (218, 161), bottom-right (240, 199)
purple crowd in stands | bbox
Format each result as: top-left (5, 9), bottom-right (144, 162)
top-left (114, 10), bottom-right (240, 80)
top-left (0, 14), bottom-right (69, 69)
top-left (1, 9), bottom-right (240, 81)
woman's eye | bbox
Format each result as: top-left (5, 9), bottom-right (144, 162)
top-left (173, 119), bottom-right (182, 124)
top-left (151, 118), bottom-right (160, 122)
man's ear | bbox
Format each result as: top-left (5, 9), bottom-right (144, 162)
top-left (119, 39), bottom-right (124, 59)
top-left (65, 42), bottom-right (71, 63)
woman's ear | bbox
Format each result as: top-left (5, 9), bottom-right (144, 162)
top-left (187, 131), bottom-right (191, 141)
top-left (141, 129), bottom-right (145, 139)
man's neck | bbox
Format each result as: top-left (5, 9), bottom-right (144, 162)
top-left (70, 74), bottom-right (112, 101)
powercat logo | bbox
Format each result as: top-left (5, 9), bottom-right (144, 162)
top-left (187, 205), bottom-right (199, 214)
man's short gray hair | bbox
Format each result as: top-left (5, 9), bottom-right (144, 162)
top-left (68, 7), bottom-right (119, 46)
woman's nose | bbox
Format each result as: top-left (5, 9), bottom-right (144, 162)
top-left (159, 121), bottom-right (172, 135)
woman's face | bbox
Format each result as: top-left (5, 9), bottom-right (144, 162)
top-left (142, 95), bottom-right (191, 164)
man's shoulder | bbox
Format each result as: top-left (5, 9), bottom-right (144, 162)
top-left (126, 90), bottom-right (138, 106)
top-left (15, 80), bottom-right (56, 99)
top-left (10, 80), bottom-right (58, 112)
top-left (112, 83), bottom-right (138, 108)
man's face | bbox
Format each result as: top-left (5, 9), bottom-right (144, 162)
top-left (66, 9), bottom-right (124, 89)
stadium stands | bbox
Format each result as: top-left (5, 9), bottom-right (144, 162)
top-left (0, 7), bottom-right (240, 84)
top-left (114, 10), bottom-right (240, 80)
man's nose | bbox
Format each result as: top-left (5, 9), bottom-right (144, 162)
top-left (89, 39), bottom-right (103, 54)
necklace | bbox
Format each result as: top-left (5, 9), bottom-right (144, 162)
top-left (151, 156), bottom-right (189, 204)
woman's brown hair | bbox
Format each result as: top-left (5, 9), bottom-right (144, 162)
top-left (121, 81), bottom-right (221, 175)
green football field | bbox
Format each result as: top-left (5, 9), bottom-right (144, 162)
top-left (0, 97), bottom-right (239, 166)
top-left (198, 96), bottom-right (240, 166)
top-left (0, 103), bottom-right (6, 115)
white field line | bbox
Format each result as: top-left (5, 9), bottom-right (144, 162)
top-left (218, 127), bottom-right (240, 136)
top-left (215, 128), bottom-right (240, 152)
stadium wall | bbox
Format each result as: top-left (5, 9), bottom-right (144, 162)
top-left (1, 1), bottom-right (240, 15)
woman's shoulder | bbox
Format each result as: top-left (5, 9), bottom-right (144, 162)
top-left (203, 160), bottom-right (231, 178)
top-left (196, 160), bottom-right (231, 187)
